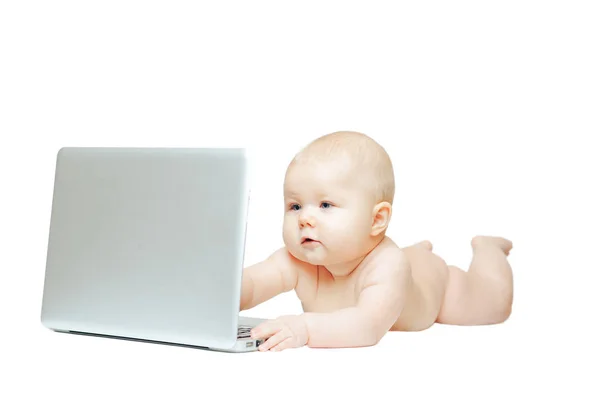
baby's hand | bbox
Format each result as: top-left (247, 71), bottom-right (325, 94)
top-left (251, 315), bottom-right (309, 352)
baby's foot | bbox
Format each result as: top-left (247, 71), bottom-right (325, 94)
top-left (415, 240), bottom-right (433, 251)
top-left (471, 235), bottom-right (513, 256)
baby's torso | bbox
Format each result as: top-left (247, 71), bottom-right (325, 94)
top-left (294, 236), bottom-right (402, 313)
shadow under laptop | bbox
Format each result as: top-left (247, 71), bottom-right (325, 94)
top-left (57, 330), bottom-right (241, 353)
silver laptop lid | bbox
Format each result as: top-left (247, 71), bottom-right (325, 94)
top-left (41, 147), bottom-right (250, 349)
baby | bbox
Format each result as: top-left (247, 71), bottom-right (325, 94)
top-left (240, 131), bottom-right (513, 351)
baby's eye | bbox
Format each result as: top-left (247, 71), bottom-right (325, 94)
top-left (320, 202), bottom-right (333, 209)
top-left (289, 203), bottom-right (301, 211)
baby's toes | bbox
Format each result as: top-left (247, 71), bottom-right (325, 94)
top-left (471, 236), bottom-right (512, 255)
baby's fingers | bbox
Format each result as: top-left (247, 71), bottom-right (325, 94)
top-left (251, 321), bottom-right (281, 340)
top-left (258, 331), bottom-right (288, 352)
top-left (269, 337), bottom-right (295, 352)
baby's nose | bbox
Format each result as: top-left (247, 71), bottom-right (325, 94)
top-left (298, 214), bottom-right (315, 228)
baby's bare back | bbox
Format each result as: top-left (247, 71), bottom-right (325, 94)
top-left (292, 236), bottom-right (449, 331)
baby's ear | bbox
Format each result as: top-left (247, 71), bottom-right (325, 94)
top-left (370, 202), bottom-right (392, 236)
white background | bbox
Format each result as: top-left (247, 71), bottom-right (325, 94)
top-left (1, 1), bottom-right (599, 397)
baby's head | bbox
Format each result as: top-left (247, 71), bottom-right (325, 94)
top-left (282, 131), bottom-right (395, 268)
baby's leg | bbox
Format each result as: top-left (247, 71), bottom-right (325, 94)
top-left (436, 236), bottom-right (514, 325)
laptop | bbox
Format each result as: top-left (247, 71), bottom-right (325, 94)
top-left (41, 147), bottom-right (268, 352)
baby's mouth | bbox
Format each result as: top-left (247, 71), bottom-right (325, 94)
top-left (301, 237), bottom-right (321, 245)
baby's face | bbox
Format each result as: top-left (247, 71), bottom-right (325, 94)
top-left (282, 159), bottom-right (375, 266)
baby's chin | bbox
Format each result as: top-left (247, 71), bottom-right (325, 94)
top-left (285, 244), bottom-right (326, 265)
top-left (287, 244), bottom-right (350, 267)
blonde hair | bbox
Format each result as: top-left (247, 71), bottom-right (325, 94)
top-left (291, 131), bottom-right (395, 205)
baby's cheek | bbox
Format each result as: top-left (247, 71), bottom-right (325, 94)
top-left (336, 229), bottom-right (367, 254)
top-left (282, 227), bottom-right (302, 256)
top-left (336, 237), bottom-right (358, 254)
top-left (281, 224), bottom-right (294, 245)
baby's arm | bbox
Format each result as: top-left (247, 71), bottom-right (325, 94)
top-left (240, 247), bottom-right (299, 310)
top-left (304, 254), bottom-right (411, 348)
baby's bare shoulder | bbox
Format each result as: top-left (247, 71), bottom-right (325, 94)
top-left (268, 247), bottom-right (315, 281)
top-left (357, 237), bottom-right (410, 287)
top-left (269, 247), bottom-right (318, 299)
top-left (372, 236), bottom-right (406, 261)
